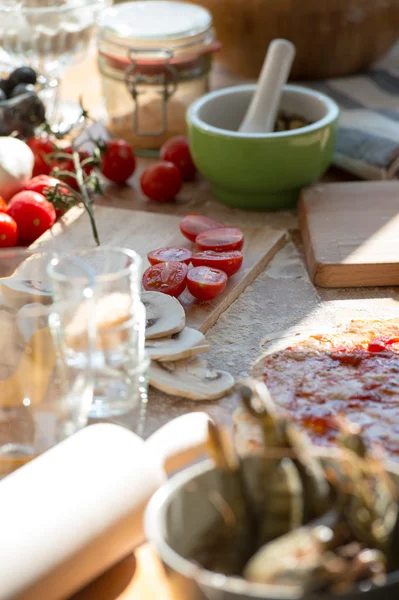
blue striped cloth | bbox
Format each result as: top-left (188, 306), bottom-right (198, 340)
top-left (308, 44), bottom-right (399, 180)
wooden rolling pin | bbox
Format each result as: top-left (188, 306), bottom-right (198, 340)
top-left (0, 414), bottom-right (212, 600)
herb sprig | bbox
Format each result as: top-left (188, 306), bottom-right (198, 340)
top-left (41, 103), bottom-right (103, 245)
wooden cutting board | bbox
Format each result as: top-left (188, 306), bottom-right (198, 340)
top-left (299, 181), bottom-right (399, 288)
top-left (34, 205), bottom-right (287, 332)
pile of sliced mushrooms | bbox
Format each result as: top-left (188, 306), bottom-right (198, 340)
top-left (5, 269), bottom-right (235, 401)
top-left (144, 291), bottom-right (234, 401)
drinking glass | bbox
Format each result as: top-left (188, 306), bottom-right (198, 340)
top-left (0, 0), bottom-right (111, 75)
top-left (0, 249), bottom-right (93, 479)
top-left (0, 0), bottom-right (112, 129)
top-left (47, 247), bottom-right (149, 422)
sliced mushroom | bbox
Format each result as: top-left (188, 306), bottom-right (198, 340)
top-left (17, 303), bottom-right (48, 343)
top-left (143, 291), bottom-right (185, 340)
top-left (0, 277), bottom-right (52, 308)
top-left (149, 357), bottom-right (235, 401)
top-left (146, 327), bottom-right (209, 362)
top-left (0, 254), bottom-right (52, 307)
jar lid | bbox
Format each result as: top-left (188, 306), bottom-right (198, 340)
top-left (98, 1), bottom-right (212, 45)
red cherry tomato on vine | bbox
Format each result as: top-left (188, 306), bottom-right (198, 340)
top-left (196, 227), bottom-right (244, 252)
top-left (191, 250), bottom-right (243, 277)
top-left (51, 148), bottom-right (93, 191)
top-left (179, 214), bottom-right (226, 243)
top-left (8, 190), bottom-right (56, 242)
top-left (100, 139), bottom-right (136, 185)
top-left (25, 175), bottom-right (69, 219)
top-left (26, 135), bottom-right (56, 177)
top-left (52, 159), bottom-right (77, 189)
top-left (25, 175), bottom-right (66, 195)
top-left (160, 136), bottom-right (196, 181)
top-left (140, 161), bottom-right (182, 202)
top-left (142, 262), bottom-right (188, 297)
top-left (147, 247), bottom-right (192, 266)
top-left (0, 213), bottom-right (18, 247)
top-left (187, 266), bottom-right (227, 301)
top-left (63, 146), bottom-right (94, 175)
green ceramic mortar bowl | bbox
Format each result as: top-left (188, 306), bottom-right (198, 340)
top-left (186, 84), bottom-right (339, 211)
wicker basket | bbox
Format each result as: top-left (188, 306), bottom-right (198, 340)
top-left (185, 0), bottom-right (399, 80)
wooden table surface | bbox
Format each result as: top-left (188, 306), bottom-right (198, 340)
top-left (61, 55), bottom-right (359, 600)
top-left (71, 547), bottom-right (174, 600)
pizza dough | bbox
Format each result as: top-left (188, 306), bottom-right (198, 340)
top-left (234, 319), bottom-right (399, 460)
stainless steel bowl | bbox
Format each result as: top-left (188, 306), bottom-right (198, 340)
top-left (145, 453), bottom-right (399, 600)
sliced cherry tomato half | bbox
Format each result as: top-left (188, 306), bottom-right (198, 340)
top-left (142, 261), bottom-right (188, 297)
top-left (191, 250), bottom-right (243, 277)
top-left (147, 247), bottom-right (192, 266)
top-left (196, 227), bottom-right (244, 252)
top-left (187, 266), bottom-right (228, 301)
top-left (179, 214), bottom-right (225, 243)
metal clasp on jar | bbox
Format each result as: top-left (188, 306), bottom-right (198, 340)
top-left (125, 48), bottom-right (178, 137)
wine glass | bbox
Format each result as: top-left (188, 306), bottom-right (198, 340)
top-left (0, 0), bottom-right (112, 129)
top-left (0, 249), bottom-right (94, 478)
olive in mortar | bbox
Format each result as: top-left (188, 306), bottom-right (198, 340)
top-left (274, 111), bottom-right (311, 132)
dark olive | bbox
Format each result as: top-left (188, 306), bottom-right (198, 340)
top-left (8, 66), bottom-right (37, 91)
top-left (16, 94), bottom-right (46, 125)
top-left (0, 79), bottom-right (9, 97)
top-left (0, 111), bottom-right (12, 135)
top-left (18, 123), bottom-right (36, 139)
top-left (10, 83), bottom-right (35, 98)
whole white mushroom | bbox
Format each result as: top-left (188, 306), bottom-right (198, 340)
top-left (0, 137), bottom-right (34, 201)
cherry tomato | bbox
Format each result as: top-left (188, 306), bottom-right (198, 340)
top-left (0, 196), bottom-right (8, 213)
top-left (0, 213), bottom-right (18, 247)
top-left (179, 214), bottom-right (225, 243)
top-left (140, 161), bottom-right (182, 202)
top-left (196, 227), bottom-right (244, 252)
top-left (191, 250), bottom-right (243, 277)
top-left (26, 135), bottom-right (56, 177)
top-left (62, 145), bottom-right (93, 171)
top-left (25, 175), bottom-right (65, 195)
top-left (25, 175), bottom-right (70, 220)
top-left (160, 136), bottom-right (196, 181)
top-left (8, 190), bottom-right (56, 243)
top-left (52, 147), bottom-right (94, 190)
top-left (147, 247), bottom-right (192, 266)
top-left (142, 262), bottom-right (188, 297)
top-left (187, 266), bottom-right (227, 301)
top-left (101, 139), bottom-right (136, 185)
